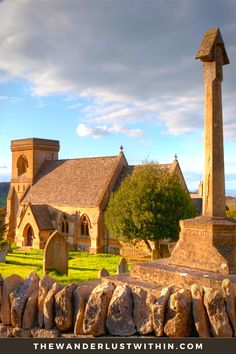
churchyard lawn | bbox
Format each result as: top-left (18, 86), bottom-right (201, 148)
top-left (0, 249), bottom-right (124, 285)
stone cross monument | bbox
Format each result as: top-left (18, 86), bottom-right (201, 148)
top-left (127, 28), bottom-right (236, 291)
top-left (168, 28), bottom-right (236, 275)
top-left (196, 28), bottom-right (229, 218)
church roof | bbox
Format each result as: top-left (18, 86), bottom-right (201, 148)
top-left (113, 163), bottom-right (175, 191)
top-left (22, 155), bottom-right (123, 207)
top-left (30, 204), bottom-right (54, 230)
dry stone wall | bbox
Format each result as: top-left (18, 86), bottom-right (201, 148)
top-left (0, 271), bottom-right (236, 338)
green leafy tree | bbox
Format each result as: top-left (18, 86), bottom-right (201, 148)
top-left (0, 208), bottom-right (7, 249)
top-left (105, 164), bottom-right (197, 253)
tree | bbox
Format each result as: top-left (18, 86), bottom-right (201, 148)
top-left (0, 208), bottom-right (7, 249)
top-left (105, 164), bottom-right (197, 253)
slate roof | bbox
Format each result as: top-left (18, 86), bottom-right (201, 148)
top-left (30, 204), bottom-right (54, 230)
top-left (113, 163), bottom-right (173, 191)
top-left (23, 156), bottom-right (122, 207)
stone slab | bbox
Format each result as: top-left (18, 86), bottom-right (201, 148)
top-left (131, 258), bottom-right (236, 292)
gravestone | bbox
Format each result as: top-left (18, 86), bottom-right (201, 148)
top-left (117, 257), bottom-right (129, 274)
top-left (43, 231), bottom-right (68, 275)
top-left (0, 244), bottom-right (9, 263)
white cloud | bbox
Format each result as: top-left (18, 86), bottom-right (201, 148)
top-left (0, 95), bottom-right (8, 100)
top-left (76, 123), bottom-right (144, 139)
top-left (0, 1), bottom-right (236, 137)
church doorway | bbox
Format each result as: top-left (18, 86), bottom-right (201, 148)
top-left (23, 224), bottom-right (34, 247)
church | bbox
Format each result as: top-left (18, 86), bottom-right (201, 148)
top-left (5, 137), bottom-right (189, 254)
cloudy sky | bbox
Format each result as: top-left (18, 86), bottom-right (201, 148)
top-left (0, 0), bottom-right (236, 194)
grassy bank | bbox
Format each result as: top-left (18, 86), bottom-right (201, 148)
top-left (0, 249), bottom-right (123, 285)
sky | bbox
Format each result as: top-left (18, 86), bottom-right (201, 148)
top-left (0, 0), bottom-right (236, 195)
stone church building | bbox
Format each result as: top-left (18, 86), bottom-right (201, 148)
top-left (5, 137), bottom-right (189, 254)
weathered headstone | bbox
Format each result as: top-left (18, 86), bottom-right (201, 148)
top-left (0, 244), bottom-right (9, 263)
top-left (98, 268), bottom-right (110, 278)
top-left (117, 257), bottom-right (129, 274)
top-left (43, 231), bottom-right (68, 275)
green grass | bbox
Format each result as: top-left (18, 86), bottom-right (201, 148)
top-left (0, 249), bottom-right (123, 285)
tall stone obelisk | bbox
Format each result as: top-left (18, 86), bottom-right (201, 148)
top-left (196, 28), bottom-right (229, 218)
top-left (168, 28), bottom-right (236, 275)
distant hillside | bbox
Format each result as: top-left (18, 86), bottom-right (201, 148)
top-left (0, 182), bottom-right (10, 207)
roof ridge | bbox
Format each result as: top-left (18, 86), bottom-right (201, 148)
top-left (44, 155), bottom-right (120, 164)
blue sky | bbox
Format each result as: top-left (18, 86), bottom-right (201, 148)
top-left (0, 0), bottom-right (236, 194)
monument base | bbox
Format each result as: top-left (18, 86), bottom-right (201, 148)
top-left (130, 258), bottom-right (236, 291)
top-left (169, 216), bottom-right (236, 275)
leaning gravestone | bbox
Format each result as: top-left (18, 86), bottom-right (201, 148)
top-left (117, 257), bottom-right (129, 274)
top-left (43, 231), bottom-right (68, 275)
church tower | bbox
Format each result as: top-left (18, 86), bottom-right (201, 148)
top-left (5, 138), bottom-right (60, 241)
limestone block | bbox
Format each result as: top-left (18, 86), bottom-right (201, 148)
top-left (222, 279), bottom-right (236, 336)
top-left (132, 286), bottom-right (156, 334)
top-left (203, 287), bottom-right (233, 337)
top-left (164, 289), bottom-right (192, 337)
top-left (73, 284), bottom-right (95, 335)
top-left (83, 282), bottom-right (115, 336)
top-left (1, 274), bottom-right (24, 325)
top-left (55, 284), bottom-right (77, 332)
top-left (106, 285), bottom-right (136, 336)
top-left (0, 324), bottom-right (14, 337)
top-left (38, 275), bottom-right (56, 328)
top-left (13, 327), bottom-right (32, 337)
top-left (191, 284), bottom-right (211, 337)
top-left (31, 328), bottom-right (61, 338)
top-left (11, 271), bottom-right (40, 328)
top-left (22, 289), bottom-right (38, 329)
top-left (43, 282), bottom-right (62, 330)
top-left (153, 286), bottom-right (172, 337)
top-left (9, 287), bottom-right (20, 310)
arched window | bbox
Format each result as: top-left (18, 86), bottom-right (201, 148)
top-left (17, 155), bottom-right (28, 176)
top-left (60, 214), bottom-right (69, 234)
top-left (80, 214), bottom-right (90, 237)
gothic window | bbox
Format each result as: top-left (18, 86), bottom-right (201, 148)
top-left (80, 214), bottom-right (90, 237)
top-left (17, 155), bottom-right (28, 176)
top-left (60, 214), bottom-right (69, 234)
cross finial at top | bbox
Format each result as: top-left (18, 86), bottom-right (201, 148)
top-left (120, 145), bottom-right (124, 154)
top-left (174, 153), bottom-right (178, 161)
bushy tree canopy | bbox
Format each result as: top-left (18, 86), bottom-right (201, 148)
top-left (0, 208), bottom-right (8, 249)
top-left (105, 164), bottom-right (197, 243)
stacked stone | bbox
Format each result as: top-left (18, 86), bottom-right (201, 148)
top-left (0, 271), bottom-right (236, 338)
